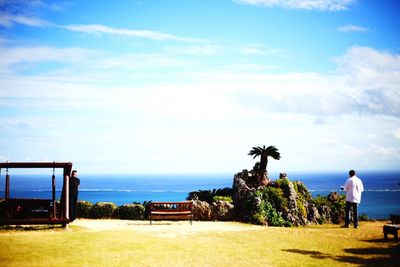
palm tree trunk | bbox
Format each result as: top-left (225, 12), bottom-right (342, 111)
top-left (260, 156), bottom-right (268, 174)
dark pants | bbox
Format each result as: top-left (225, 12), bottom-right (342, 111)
top-left (345, 201), bottom-right (359, 227)
top-left (69, 194), bottom-right (78, 221)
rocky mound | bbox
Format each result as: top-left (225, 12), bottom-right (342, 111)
top-left (232, 170), bottom-right (345, 226)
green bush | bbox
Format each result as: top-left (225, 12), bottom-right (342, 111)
top-left (274, 178), bottom-right (291, 196)
top-left (90, 202), bottom-right (117, 219)
top-left (187, 187), bottom-right (233, 204)
top-left (296, 199), bottom-right (307, 219)
top-left (359, 214), bottom-right (370, 221)
top-left (249, 184), bottom-right (288, 226)
top-left (141, 201), bottom-right (152, 220)
top-left (261, 186), bottom-right (287, 211)
top-left (313, 192), bottom-right (346, 224)
top-left (292, 181), bottom-right (312, 202)
top-left (252, 212), bottom-right (267, 225)
top-left (213, 196), bottom-right (233, 203)
top-left (77, 200), bottom-right (93, 218)
top-left (327, 192), bottom-right (345, 224)
top-left (262, 201), bottom-right (286, 227)
top-left (313, 195), bottom-right (329, 207)
top-left (116, 204), bottom-right (145, 220)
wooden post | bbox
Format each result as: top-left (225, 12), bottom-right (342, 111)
top-left (52, 174), bottom-right (56, 218)
top-left (63, 174), bottom-right (69, 220)
top-left (5, 173), bottom-right (10, 200)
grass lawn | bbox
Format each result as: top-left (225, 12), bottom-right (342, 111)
top-left (0, 220), bottom-right (399, 266)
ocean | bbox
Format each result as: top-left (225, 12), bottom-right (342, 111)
top-left (1, 171), bottom-right (399, 219)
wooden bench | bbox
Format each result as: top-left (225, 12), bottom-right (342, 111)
top-left (383, 215), bottom-right (400, 241)
top-left (150, 201), bottom-right (193, 225)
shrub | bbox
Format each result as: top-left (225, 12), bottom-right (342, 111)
top-left (187, 187), bottom-right (233, 204)
top-left (90, 202), bottom-right (117, 219)
top-left (213, 196), bottom-right (233, 203)
top-left (313, 195), bottom-right (328, 207)
top-left (274, 178), bottom-right (291, 196)
top-left (141, 201), bottom-right (152, 220)
top-left (261, 186), bottom-right (287, 211)
top-left (359, 214), bottom-right (370, 221)
top-left (327, 192), bottom-right (345, 224)
top-left (252, 212), bottom-right (267, 225)
top-left (261, 201), bottom-right (286, 227)
top-left (313, 192), bottom-right (346, 224)
top-left (77, 200), bottom-right (93, 218)
top-left (292, 181), bottom-right (312, 202)
top-left (116, 204), bottom-right (145, 220)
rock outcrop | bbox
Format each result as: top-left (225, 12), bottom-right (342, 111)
top-left (232, 170), bottom-right (344, 226)
top-left (192, 200), bottom-right (212, 221)
top-left (211, 200), bottom-right (234, 221)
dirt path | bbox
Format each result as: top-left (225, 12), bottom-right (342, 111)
top-left (72, 219), bottom-right (262, 237)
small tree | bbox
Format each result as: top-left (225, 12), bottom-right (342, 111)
top-left (248, 145), bottom-right (281, 184)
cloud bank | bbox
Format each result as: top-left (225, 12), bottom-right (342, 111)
top-left (235, 0), bottom-right (355, 11)
top-left (337, 24), bottom-right (370, 32)
top-left (62, 24), bottom-right (206, 43)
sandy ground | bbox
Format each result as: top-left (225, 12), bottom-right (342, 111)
top-left (71, 219), bottom-right (262, 237)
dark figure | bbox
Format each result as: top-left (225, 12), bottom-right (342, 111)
top-left (342, 170), bottom-right (364, 228)
top-left (69, 170), bottom-right (80, 221)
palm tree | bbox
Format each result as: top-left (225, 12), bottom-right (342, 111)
top-left (248, 145), bottom-right (281, 176)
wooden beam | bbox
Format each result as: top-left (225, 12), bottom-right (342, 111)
top-left (52, 173), bottom-right (56, 218)
top-left (0, 162), bottom-right (72, 169)
top-left (5, 174), bottom-right (10, 200)
top-left (63, 173), bottom-right (70, 220)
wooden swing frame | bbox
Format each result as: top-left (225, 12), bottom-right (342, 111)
top-left (0, 162), bottom-right (73, 226)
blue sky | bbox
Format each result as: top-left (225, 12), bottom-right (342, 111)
top-left (0, 0), bottom-right (399, 174)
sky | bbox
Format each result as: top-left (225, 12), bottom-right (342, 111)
top-left (0, 0), bottom-right (399, 174)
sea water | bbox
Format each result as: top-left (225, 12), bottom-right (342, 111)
top-left (1, 171), bottom-right (399, 219)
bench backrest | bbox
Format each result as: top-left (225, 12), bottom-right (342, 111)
top-left (151, 202), bottom-right (192, 212)
top-left (390, 215), bottom-right (400, 224)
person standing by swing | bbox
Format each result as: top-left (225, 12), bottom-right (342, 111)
top-left (69, 170), bottom-right (80, 221)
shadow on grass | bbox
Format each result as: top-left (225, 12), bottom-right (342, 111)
top-left (282, 249), bottom-right (330, 259)
top-left (283, 242), bottom-right (400, 267)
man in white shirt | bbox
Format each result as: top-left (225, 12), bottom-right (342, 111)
top-left (343, 170), bottom-right (364, 228)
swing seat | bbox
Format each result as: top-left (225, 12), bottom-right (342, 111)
top-left (3, 198), bottom-right (52, 219)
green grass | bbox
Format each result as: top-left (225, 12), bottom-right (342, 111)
top-left (0, 221), bottom-right (399, 266)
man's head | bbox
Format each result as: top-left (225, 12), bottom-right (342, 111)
top-left (71, 170), bottom-right (78, 177)
top-left (349, 170), bottom-right (356, 177)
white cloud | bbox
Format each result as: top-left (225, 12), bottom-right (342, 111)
top-left (166, 44), bottom-right (221, 55)
top-left (1, 44), bottom-right (399, 119)
top-left (0, 46), bottom-right (93, 65)
top-left (337, 24), bottom-right (370, 32)
top-left (334, 46), bottom-right (400, 117)
top-left (240, 47), bottom-right (269, 55)
top-left (234, 0), bottom-right (355, 11)
top-left (239, 46), bottom-right (288, 57)
top-left (0, 13), bottom-right (204, 44)
top-left (369, 144), bottom-right (399, 156)
top-left (0, 13), bottom-right (52, 27)
top-left (393, 128), bottom-right (400, 139)
top-left (62, 24), bottom-right (206, 43)
top-left (1, 43), bottom-right (400, 172)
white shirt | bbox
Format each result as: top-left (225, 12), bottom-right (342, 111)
top-left (344, 175), bottom-right (364, 203)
